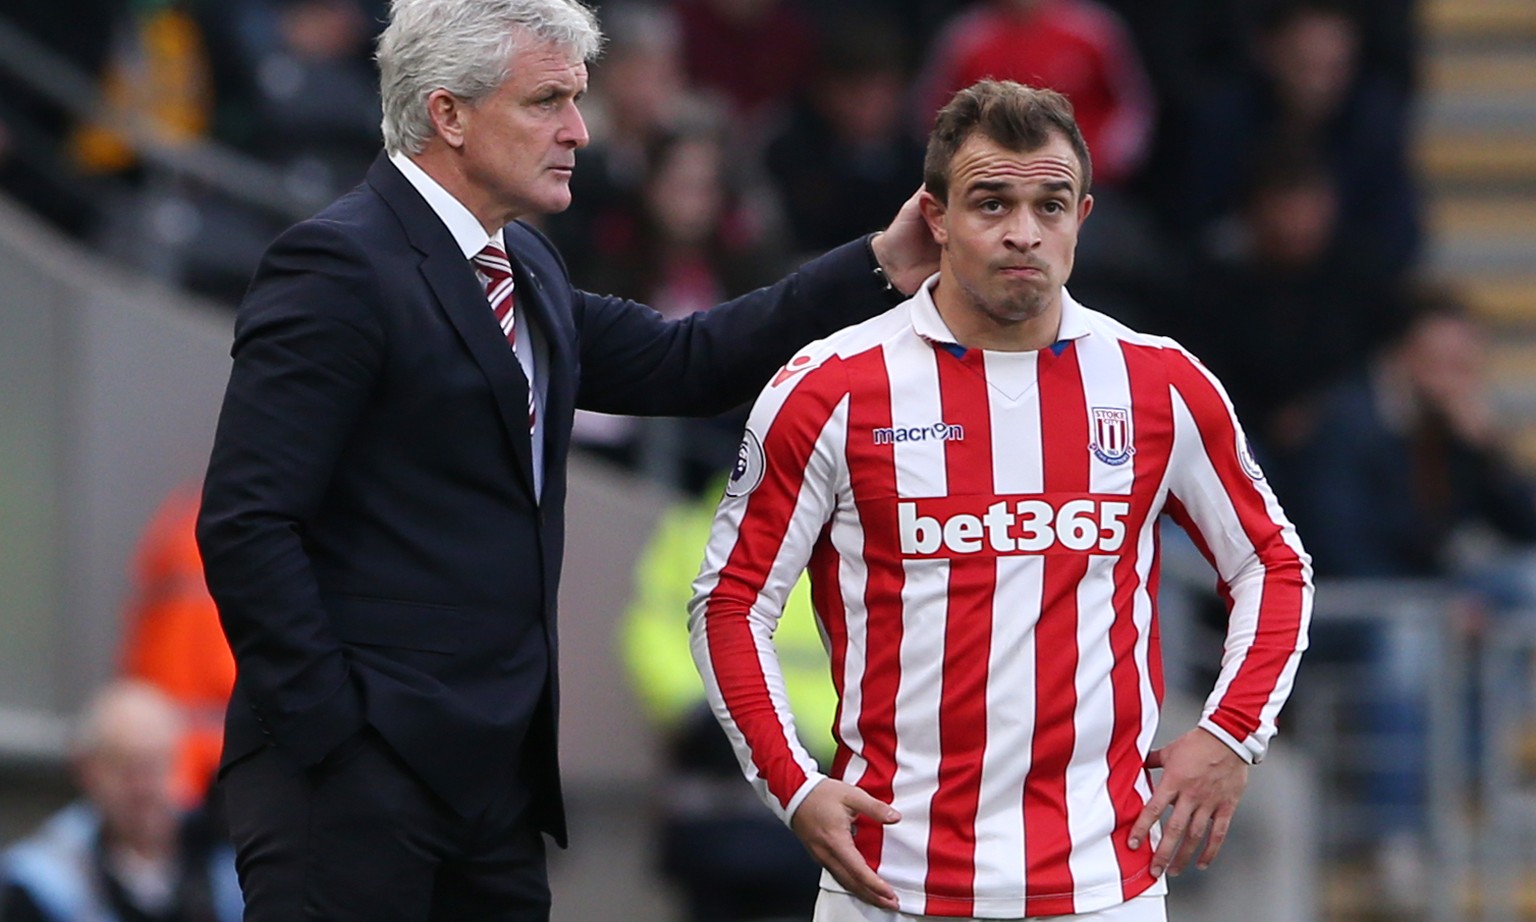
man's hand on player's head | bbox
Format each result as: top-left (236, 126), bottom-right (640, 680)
top-left (790, 778), bottom-right (902, 910)
top-left (1128, 727), bottom-right (1249, 878)
top-left (870, 187), bottom-right (940, 296)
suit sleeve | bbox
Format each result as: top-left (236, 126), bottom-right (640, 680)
top-left (688, 357), bottom-right (849, 823)
top-left (1163, 347), bottom-right (1312, 765)
top-left (196, 220), bottom-right (385, 766)
top-left (568, 235), bottom-right (895, 416)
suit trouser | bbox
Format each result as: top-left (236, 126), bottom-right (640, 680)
top-left (220, 727), bottom-right (548, 921)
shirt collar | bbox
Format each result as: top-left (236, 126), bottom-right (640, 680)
top-left (389, 151), bottom-right (505, 259)
top-left (908, 273), bottom-right (1093, 350)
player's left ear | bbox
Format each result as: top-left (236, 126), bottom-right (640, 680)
top-left (1078, 193), bottom-right (1095, 224)
top-left (918, 189), bottom-right (950, 246)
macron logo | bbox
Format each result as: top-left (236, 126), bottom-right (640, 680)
top-left (872, 422), bottom-right (966, 446)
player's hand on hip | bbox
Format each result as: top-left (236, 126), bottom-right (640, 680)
top-left (790, 778), bottom-right (902, 910)
top-left (1128, 727), bottom-right (1249, 878)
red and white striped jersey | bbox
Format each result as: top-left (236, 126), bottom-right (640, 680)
top-left (689, 281), bottom-right (1312, 918)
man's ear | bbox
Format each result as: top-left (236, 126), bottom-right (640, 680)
top-left (918, 189), bottom-right (949, 246)
top-left (1079, 193), bottom-right (1095, 225)
top-left (427, 89), bottom-right (468, 149)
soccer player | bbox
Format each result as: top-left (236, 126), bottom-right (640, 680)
top-left (689, 80), bottom-right (1312, 921)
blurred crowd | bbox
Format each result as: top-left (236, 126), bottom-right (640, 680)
top-left (3, 0), bottom-right (1425, 476)
top-left (7, 0), bottom-right (1536, 918)
top-left (0, 0), bottom-right (1440, 494)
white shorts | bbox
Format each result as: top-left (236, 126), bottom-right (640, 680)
top-left (812, 890), bottom-right (1168, 922)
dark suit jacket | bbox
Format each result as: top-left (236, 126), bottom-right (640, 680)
top-left (197, 154), bottom-right (898, 843)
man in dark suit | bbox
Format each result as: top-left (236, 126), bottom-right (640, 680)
top-left (194, 0), bottom-right (936, 919)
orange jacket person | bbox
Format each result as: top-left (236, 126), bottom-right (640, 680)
top-left (120, 484), bottom-right (235, 804)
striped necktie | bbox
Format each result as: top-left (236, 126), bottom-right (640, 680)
top-left (472, 243), bottom-right (536, 431)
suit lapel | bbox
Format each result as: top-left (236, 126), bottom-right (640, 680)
top-left (367, 155), bottom-right (539, 498)
top-left (423, 251), bottom-right (541, 496)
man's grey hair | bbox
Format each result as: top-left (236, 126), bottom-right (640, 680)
top-left (378, 0), bottom-right (604, 156)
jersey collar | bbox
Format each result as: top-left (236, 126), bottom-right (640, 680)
top-left (909, 273), bottom-right (1093, 352)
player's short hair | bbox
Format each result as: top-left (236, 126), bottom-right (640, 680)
top-left (923, 80), bottom-right (1093, 203)
top-left (377, 0), bottom-right (604, 156)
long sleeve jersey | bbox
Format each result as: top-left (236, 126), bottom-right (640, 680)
top-left (689, 281), bottom-right (1311, 917)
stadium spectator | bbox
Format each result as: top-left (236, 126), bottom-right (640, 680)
top-left (119, 484), bottom-right (235, 808)
top-left (1171, 142), bottom-right (1400, 457)
top-left (914, 0), bottom-right (1155, 189)
top-left (1095, 0), bottom-right (1256, 239)
top-left (67, 0), bottom-right (213, 181)
top-left (1286, 285), bottom-right (1536, 582)
top-left (203, 0), bottom-right (379, 197)
top-left (622, 472), bottom-right (835, 921)
top-left (572, 122), bottom-right (792, 490)
top-left (149, 0), bottom-right (381, 302)
top-left (1178, 0), bottom-right (1421, 276)
top-left (1276, 286), bottom-right (1536, 907)
top-left (1102, 0), bottom-right (1419, 209)
top-left (763, 12), bottom-right (926, 258)
top-left (691, 80), bottom-right (1311, 919)
top-left (0, 682), bottom-right (241, 922)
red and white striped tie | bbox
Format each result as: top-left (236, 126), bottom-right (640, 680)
top-left (472, 243), bottom-right (536, 432)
